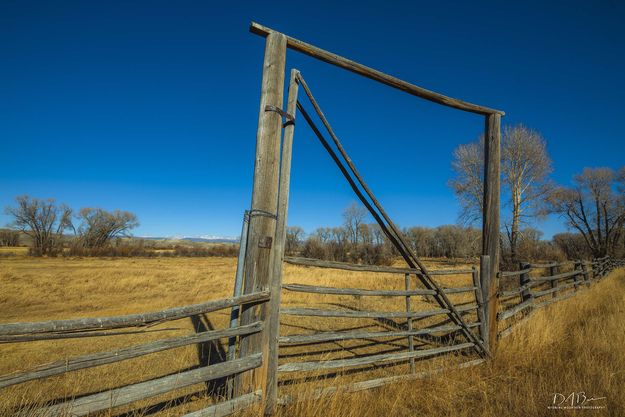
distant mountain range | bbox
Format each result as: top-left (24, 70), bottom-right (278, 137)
top-left (141, 235), bottom-right (239, 243)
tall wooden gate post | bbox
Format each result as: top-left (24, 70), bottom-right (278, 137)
top-left (264, 69), bottom-right (300, 415)
top-left (482, 113), bottom-right (501, 353)
top-left (236, 32), bottom-right (287, 398)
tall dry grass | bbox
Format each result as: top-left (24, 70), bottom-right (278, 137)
top-left (261, 268), bottom-right (625, 417)
top-left (0, 255), bottom-right (622, 416)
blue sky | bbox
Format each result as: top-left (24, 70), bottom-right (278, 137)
top-left (1, 0), bottom-right (624, 238)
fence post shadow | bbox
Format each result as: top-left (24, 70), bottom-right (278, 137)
top-left (190, 314), bottom-right (228, 398)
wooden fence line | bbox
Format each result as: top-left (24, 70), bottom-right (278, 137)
top-left (277, 343), bottom-right (475, 372)
top-left (276, 358), bottom-right (486, 406)
top-left (0, 291), bottom-right (270, 338)
top-left (0, 322), bottom-right (263, 390)
top-left (40, 353), bottom-right (263, 417)
top-left (496, 256), bottom-right (622, 339)
top-left (284, 256), bottom-right (473, 275)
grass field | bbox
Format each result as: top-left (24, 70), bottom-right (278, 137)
top-left (0, 254), bottom-right (623, 416)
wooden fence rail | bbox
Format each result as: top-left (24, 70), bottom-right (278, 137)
top-left (496, 256), bottom-right (622, 339)
top-left (0, 292), bottom-right (271, 417)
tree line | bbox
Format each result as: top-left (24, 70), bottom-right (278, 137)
top-left (450, 124), bottom-right (625, 264)
top-left (4, 195), bottom-right (138, 256)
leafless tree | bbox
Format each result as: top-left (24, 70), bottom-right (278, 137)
top-left (449, 138), bottom-right (484, 225)
top-left (5, 195), bottom-right (73, 256)
top-left (75, 208), bottom-right (139, 248)
top-left (343, 202), bottom-right (368, 245)
top-left (450, 124), bottom-right (553, 262)
top-left (0, 229), bottom-right (20, 246)
top-left (548, 167), bottom-right (625, 257)
top-left (285, 226), bottom-right (304, 255)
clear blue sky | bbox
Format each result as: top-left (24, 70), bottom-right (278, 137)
top-left (1, 0), bottom-right (624, 239)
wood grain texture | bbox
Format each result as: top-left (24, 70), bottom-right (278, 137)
top-left (482, 113), bottom-right (501, 352)
top-left (264, 68), bottom-right (300, 415)
top-left (0, 292), bottom-right (269, 337)
top-left (0, 322), bottom-right (263, 389)
top-left (181, 390), bottom-right (262, 417)
top-left (277, 343), bottom-right (475, 372)
top-left (282, 283), bottom-right (437, 296)
top-left (237, 31), bottom-right (287, 398)
top-left (40, 354), bottom-right (262, 417)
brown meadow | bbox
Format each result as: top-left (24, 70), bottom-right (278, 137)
top-left (0, 255), bottom-right (623, 416)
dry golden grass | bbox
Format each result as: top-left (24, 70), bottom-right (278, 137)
top-left (0, 255), bottom-right (622, 416)
top-left (263, 268), bottom-right (625, 417)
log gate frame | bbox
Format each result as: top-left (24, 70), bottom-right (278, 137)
top-left (235, 21), bottom-right (505, 414)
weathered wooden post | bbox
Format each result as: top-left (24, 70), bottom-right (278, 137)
top-left (264, 69), bottom-right (300, 415)
top-left (573, 260), bottom-right (582, 291)
top-left (472, 266), bottom-right (487, 346)
top-left (481, 112), bottom-right (501, 353)
top-left (582, 261), bottom-right (591, 287)
top-left (519, 262), bottom-right (533, 313)
top-left (549, 262), bottom-right (559, 299)
top-left (404, 273), bottom-right (415, 374)
top-left (479, 255), bottom-right (491, 350)
top-left (236, 31), bottom-right (287, 400)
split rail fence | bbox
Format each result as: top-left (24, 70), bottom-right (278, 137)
top-left (0, 293), bottom-right (270, 417)
top-left (2, 19), bottom-right (625, 417)
top-left (496, 255), bottom-right (623, 339)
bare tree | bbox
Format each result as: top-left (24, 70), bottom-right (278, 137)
top-left (0, 229), bottom-right (20, 246)
top-left (75, 208), bottom-right (138, 248)
top-left (343, 202), bottom-right (368, 245)
top-left (285, 226), bottom-right (304, 255)
top-left (449, 138), bottom-right (484, 225)
top-left (5, 195), bottom-right (73, 256)
top-left (450, 124), bottom-right (553, 262)
top-left (548, 167), bottom-right (625, 257)
top-left (501, 125), bottom-right (553, 261)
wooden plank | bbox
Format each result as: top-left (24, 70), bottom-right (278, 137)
top-left (228, 211), bottom-right (251, 362)
top-left (264, 68), bottom-right (300, 415)
top-left (498, 282), bottom-right (535, 298)
top-left (40, 354), bottom-right (263, 417)
top-left (534, 291), bottom-right (577, 309)
top-left (0, 292), bottom-right (270, 337)
top-left (0, 328), bottom-right (178, 344)
top-left (533, 282), bottom-right (576, 298)
top-left (278, 322), bottom-right (479, 345)
top-left (531, 262), bottom-right (559, 268)
top-left (249, 23), bottom-right (503, 116)
top-left (405, 273), bottom-right (415, 374)
top-left (236, 30), bottom-right (287, 398)
top-left (277, 343), bottom-right (475, 372)
top-left (0, 322), bottom-right (263, 389)
top-left (497, 299), bottom-right (533, 321)
top-left (482, 112), bottom-right (501, 353)
top-left (531, 270), bottom-right (579, 283)
top-left (499, 268), bottom-right (532, 277)
top-left (478, 256), bottom-right (491, 351)
top-left (472, 267), bottom-right (487, 346)
top-left (282, 283), bottom-right (436, 296)
top-left (549, 263), bottom-right (559, 299)
top-left (181, 390), bottom-right (262, 417)
top-left (519, 262), bottom-right (534, 314)
top-left (284, 256), bottom-right (472, 276)
top-left (441, 286), bottom-right (477, 294)
top-left (277, 358), bottom-right (485, 405)
top-left (280, 305), bottom-right (477, 319)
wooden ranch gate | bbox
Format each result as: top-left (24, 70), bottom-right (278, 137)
top-left (230, 22), bottom-right (505, 414)
top-left (8, 21), bottom-right (621, 417)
